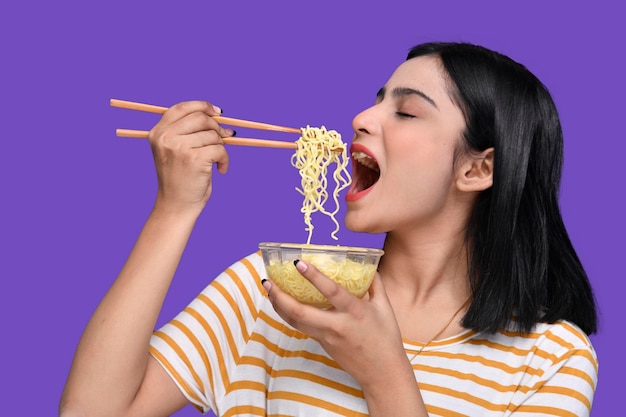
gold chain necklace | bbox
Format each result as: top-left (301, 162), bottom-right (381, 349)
top-left (407, 297), bottom-right (471, 362)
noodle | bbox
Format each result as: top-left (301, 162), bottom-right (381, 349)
top-left (265, 254), bottom-right (377, 308)
top-left (291, 126), bottom-right (351, 244)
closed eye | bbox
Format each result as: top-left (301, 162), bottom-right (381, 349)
top-left (396, 112), bottom-right (415, 119)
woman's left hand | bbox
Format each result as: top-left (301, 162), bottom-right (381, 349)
top-left (263, 260), bottom-right (411, 390)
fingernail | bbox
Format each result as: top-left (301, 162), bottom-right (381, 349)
top-left (262, 279), bottom-right (271, 293)
top-left (294, 259), bottom-right (307, 272)
top-left (232, 130), bottom-right (237, 137)
top-left (224, 128), bottom-right (235, 136)
top-left (212, 105), bottom-right (223, 114)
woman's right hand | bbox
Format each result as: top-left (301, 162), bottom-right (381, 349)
top-left (148, 100), bottom-right (233, 215)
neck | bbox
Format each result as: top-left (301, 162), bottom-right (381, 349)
top-left (378, 228), bottom-right (471, 306)
top-left (379, 230), bottom-right (473, 343)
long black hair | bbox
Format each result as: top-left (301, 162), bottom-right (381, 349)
top-left (407, 42), bottom-right (597, 335)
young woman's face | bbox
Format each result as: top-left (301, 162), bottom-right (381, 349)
top-left (344, 56), bottom-right (468, 234)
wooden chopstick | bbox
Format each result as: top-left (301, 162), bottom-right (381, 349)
top-left (112, 98), bottom-right (342, 152)
top-left (110, 98), bottom-right (301, 134)
top-left (115, 128), bottom-right (297, 150)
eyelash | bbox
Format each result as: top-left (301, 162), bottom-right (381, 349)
top-left (395, 112), bottom-right (415, 119)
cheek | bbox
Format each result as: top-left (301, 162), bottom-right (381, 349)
top-left (392, 170), bottom-right (451, 209)
top-left (392, 139), bottom-right (455, 182)
top-left (390, 126), bottom-right (456, 162)
top-left (388, 144), bottom-right (456, 204)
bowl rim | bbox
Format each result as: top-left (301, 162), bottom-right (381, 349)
top-left (258, 242), bottom-right (384, 255)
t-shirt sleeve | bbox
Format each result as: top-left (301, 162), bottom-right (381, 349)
top-left (149, 251), bottom-right (268, 413)
top-left (510, 323), bottom-right (599, 416)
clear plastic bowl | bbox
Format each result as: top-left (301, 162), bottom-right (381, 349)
top-left (259, 242), bottom-right (384, 308)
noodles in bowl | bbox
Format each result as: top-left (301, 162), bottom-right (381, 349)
top-left (259, 243), bottom-right (384, 308)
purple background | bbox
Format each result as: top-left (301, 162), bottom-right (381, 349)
top-left (1, 1), bottom-right (623, 416)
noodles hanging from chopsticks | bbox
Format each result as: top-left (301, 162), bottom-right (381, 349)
top-left (291, 126), bottom-right (351, 244)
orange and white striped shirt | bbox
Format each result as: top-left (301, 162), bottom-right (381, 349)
top-left (149, 251), bottom-right (598, 416)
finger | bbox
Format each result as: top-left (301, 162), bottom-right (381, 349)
top-left (160, 100), bottom-right (223, 125)
top-left (181, 129), bottom-right (225, 149)
top-left (293, 260), bottom-right (356, 310)
top-left (366, 273), bottom-right (388, 304)
top-left (192, 139), bottom-right (230, 174)
top-left (263, 279), bottom-right (327, 332)
top-left (159, 111), bottom-right (234, 139)
top-left (153, 101), bottom-right (234, 141)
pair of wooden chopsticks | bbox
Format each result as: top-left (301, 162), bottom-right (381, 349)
top-left (111, 98), bottom-right (301, 150)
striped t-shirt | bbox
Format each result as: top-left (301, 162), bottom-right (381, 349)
top-left (149, 251), bottom-right (598, 416)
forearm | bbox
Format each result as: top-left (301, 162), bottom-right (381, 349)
top-left (61, 205), bottom-right (200, 415)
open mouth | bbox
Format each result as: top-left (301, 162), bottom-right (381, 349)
top-left (349, 150), bottom-right (380, 197)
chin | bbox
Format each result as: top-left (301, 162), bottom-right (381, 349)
top-left (344, 212), bottom-right (386, 234)
top-left (344, 212), bottom-right (363, 232)
top-left (344, 217), bottom-right (360, 232)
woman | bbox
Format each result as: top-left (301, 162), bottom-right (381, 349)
top-left (60, 42), bottom-right (598, 416)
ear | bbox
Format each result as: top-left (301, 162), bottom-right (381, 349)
top-left (456, 147), bottom-right (494, 192)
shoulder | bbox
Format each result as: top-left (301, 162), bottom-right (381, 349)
top-left (534, 320), bottom-right (594, 348)
top-left (531, 320), bottom-right (598, 369)
top-left (472, 320), bottom-right (598, 372)
top-left (220, 250), bottom-right (266, 281)
top-left (519, 320), bottom-right (595, 356)
top-left (480, 320), bottom-right (595, 353)
top-left (210, 250), bottom-right (267, 299)
top-left (179, 251), bottom-right (269, 329)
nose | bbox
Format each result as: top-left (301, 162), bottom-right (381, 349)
top-left (351, 104), bottom-right (380, 138)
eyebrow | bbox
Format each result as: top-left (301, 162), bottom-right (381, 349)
top-left (376, 86), bottom-right (439, 110)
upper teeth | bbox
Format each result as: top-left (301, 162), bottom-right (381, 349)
top-left (352, 151), bottom-right (380, 172)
